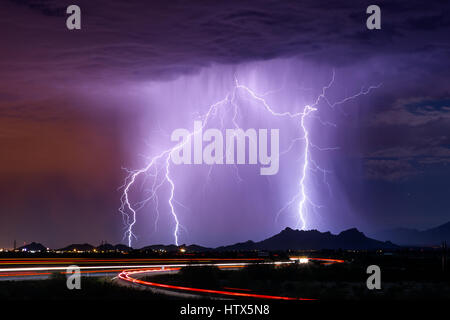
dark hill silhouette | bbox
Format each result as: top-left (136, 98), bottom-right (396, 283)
top-left (216, 227), bottom-right (398, 251)
top-left (27, 227), bottom-right (398, 252)
top-left (97, 243), bottom-right (132, 252)
top-left (18, 242), bottom-right (47, 252)
top-left (58, 243), bottom-right (94, 252)
top-left (371, 221), bottom-right (450, 246)
top-left (97, 243), bottom-right (115, 251)
top-left (114, 244), bottom-right (133, 252)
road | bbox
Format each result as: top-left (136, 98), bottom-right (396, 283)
top-left (0, 257), bottom-right (343, 299)
top-left (117, 263), bottom-right (315, 300)
top-left (0, 257), bottom-right (264, 280)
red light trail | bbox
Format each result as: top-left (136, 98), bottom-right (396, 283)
top-left (0, 256), bottom-right (344, 301)
top-left (118, 267), bottom-right (316, 301)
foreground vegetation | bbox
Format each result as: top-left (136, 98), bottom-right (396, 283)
top-left (1, 251), bottom-right (448, 300)
top-left (0, 273), bottom-right (165, 300)
top-left (145, 259), bottom-right (450, 300)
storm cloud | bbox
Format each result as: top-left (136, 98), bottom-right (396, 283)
top-left (0, 0), bottom-right (449, 247)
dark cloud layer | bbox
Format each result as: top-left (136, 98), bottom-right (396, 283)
top-left (1, 0), bottom-right (449, 81)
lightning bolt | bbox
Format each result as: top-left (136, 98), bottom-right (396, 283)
top-left (298, 105), bottom-right (317, 229)
top-left (120, 70), bottom-right (381, 247)
top-left (276, 71), bottom-right (381, 229)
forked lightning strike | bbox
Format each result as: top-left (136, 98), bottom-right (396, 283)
top-left (120, 71), bottom-right (381, 247)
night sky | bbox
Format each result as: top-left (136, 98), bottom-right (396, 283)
top-left (0, 0), bottom-right (449, 249)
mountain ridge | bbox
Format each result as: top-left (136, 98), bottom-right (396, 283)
top-left (215, 227), bottom-right (397, 251)
top-left (371, 221), bottom-right (450, 246)
top-left (12, 227), bottom-right (400, 252)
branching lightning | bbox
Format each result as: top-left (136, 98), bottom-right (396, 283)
top-left (120, 70), bottom-right (381, 247)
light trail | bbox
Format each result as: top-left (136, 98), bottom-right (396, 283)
top-left (0, 260), bottom-right (288, 273)
top-left (289, 257), bottom-right (345, 264)
top-left (0, 255), bottom-right (345, 301)
top-left (222, 287), bottom-right (252, 292)
top-left (118, 264), bottom-right (317, 301)
top-left (0, 257), bottom-right (264, 266)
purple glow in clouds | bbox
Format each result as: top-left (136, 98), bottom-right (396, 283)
top-left (119, 60), bottom-right (380, 247)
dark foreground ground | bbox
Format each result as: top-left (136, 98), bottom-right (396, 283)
top-left (0, 251), bottom-right (448, 319)
top-left (147, 261), bottom-right (450, 301)
top-left (0, 273), bottom-right (166, 300)
top-left (0, 249), bottom-right (448, 301)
